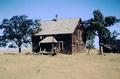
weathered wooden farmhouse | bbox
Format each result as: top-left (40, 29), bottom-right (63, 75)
top-left (32, 17), bottom-right (85, 54)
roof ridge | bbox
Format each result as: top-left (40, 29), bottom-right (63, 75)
top-left (41, 17), bottom-right (80, 22)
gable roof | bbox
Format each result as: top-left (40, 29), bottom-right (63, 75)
top-left (35, 18), bottom-right (80, 35)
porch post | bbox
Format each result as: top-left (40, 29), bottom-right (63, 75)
top-left (39, 43), bottom-right (41, 52)
top-left (52, 43), bottom-right (54, 53)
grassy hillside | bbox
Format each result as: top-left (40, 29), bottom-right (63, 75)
top-left (0, 51), bottom-right (120, 79)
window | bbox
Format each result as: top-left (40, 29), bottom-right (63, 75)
top-left (40, 36), bottom-right (42, 39)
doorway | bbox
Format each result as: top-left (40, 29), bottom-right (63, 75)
top-left (59, 41), bottom-right (64, 51)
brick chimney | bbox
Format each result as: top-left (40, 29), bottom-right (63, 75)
top-left (52, 14), bottom-right (58, 21)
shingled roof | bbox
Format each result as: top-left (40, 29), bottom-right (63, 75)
top-left (35, 18), bottom-right (80, 35)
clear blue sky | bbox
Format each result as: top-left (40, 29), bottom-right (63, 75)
top-left (0, 0), bottom-right (120, 48)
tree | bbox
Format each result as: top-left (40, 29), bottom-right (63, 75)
top-left (109, 31), bottom-right (120, 45)
top-left (83, 10), bottom-right (120, 54)
top-left (0, 15), bottom-right (40, 53)
top-left (85, 30), bottom-right (96, 54)
top-left (86, 40), bottom-right (94, 54)
top-left (82, 19), bottom-right (96, 54)
top-left (0, 36), bottom-right (7, 47)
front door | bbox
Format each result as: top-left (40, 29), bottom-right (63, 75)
top-left (59, 41), bottom-right (64, 51)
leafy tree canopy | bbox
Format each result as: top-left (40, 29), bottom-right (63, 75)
top-left (0, 15), bottom-right (40, 53)
top-left (83, 10), bottom-right (120, 53)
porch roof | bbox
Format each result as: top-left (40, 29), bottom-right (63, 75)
top-left (39, 36), bottom-right (58, 43)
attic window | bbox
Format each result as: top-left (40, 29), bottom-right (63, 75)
top-left (40, 36), bottom-right (42, 39)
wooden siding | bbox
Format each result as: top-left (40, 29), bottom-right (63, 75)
top-left (32, 35), bottom-right (41, 52)
top-left (72, 26), bottom-right (85, 53)
top-left (32, 34), bottom-right (72, 54)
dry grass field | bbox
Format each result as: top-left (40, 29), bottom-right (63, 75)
top-left (0, 49), bottom-right (120, 79)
